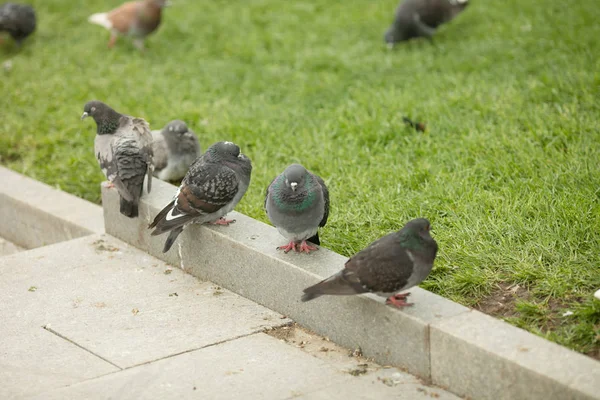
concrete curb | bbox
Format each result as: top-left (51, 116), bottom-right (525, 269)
top-left (102, 179), bottom-right (600, 400)
top-left (0, 167), bottom-right (104, 249)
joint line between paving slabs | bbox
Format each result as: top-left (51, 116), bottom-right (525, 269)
top-left (42, 325), bottom-right (122, 370)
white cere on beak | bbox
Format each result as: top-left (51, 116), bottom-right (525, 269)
top-left (291, 182), bottom-right (298, 191)
top-left (81, 112), bottom-right (89, 120)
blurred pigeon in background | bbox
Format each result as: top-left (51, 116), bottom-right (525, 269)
top-left (149, 141), bottom-right (252, 253)
top-left (88, 0), bottom-right (169, 50)
top-left (384, 0), bottom-right (469, 46)
top-left (82, 100), bottom-right (154, 218)
top-left (302, 218), bottom-right (438, 307)
top-left (0, 3), bottom-right (36, 46)
top-left (265, 164), bottom-right (329, 254)
top-left (152, 120), bottom-right (201, 182)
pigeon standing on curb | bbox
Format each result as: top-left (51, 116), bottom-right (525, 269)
top-left (149, 141), bottom-right (252, 253)
top-left (0, 3), bottom-right (36, 46)
top-left (384, 0), bottom-right (469, 46)
top-left (265, 164), bottom-right (329, 254)
top-left (81, 100), bottom-right (154, 218)
top-left (301, 218), bottom-right (438, 308)
top-left (88, 0), bottom-right (169, 50)
top-left (151, 120), bottom-right (201, 182)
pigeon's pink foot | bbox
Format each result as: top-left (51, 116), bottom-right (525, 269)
top-left (102, 181), bottom-right (115, 189)
top-left (277, 241), bottom-right (297, 253)
top-left (108, 34), bottom-right (117, 48)
top-left (299, 240), bottom-right (318, 254)
top-left (210, 217), bottom-right (235, 226)
top-left (385, 292), bottom-right (413, 308)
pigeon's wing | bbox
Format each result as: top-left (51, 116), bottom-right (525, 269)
top-left (264, 175), bottom-right (279, 210)
top-left (95, 134), bottom-right (133, 201)
top-left (107, 1), bottom-right (140, 34)
top-left (315, 175), bottom-right (329, 227)
top-left (113, 135), bottom-right (148, 203)
top-left (150, 162), bottom-right (239, 235)
top-left (347, 233), bottom-right (414, 293)
top-left (151, 131), bottom-right (168, 173)
top-left (131, 118), bottom-right (153, 193)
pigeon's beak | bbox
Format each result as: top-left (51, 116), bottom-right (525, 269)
top-left (291, 182), bottom-right (298, 191)
top-left (81, 112), bottom-right (89, 120)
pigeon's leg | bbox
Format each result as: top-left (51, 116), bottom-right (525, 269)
top-left (385, 292), bottom-right (413, 308)
top-left (108, 33), bottom-right (118, 48)
top-left (133, 39), bottom-right (145, 51)
top-left (277, 241), bottom-right (297, 253)
top-left (101, 181), bottom-right (115, 189)
top-left (299, 240), bottom-right (318, 254)
top-left (210, 217), bottom-right (235, 226)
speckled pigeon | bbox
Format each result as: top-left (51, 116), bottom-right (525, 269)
top-left (384, 0), bottom-right (469, 46)
top-left (301, 218), bottom-right (438, 308)
top-left (88, 0), bottom-right (168, 50)
top-left (149, 141), bottom-right (252, 253)
top-left (0, 3), bottom-right (36, 46)
top-left (265, 164), bottom-right (329, 254)
top-left (151, 120), bottom-right (201, 182)
top-left (81, 100), bottom-right (153, 218)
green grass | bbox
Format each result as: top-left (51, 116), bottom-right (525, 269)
top-left (1, 0), bottom-right (599, 357)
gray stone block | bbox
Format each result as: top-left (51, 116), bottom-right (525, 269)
top-left (0, 167), bottom-right (103, 248)
top-left (101, 179), bottom-right (470, 379)
top-left (430, 310), bottom-right (600, 400)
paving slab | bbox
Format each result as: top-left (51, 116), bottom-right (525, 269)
top-left (431, 310), bottom-right (600, 400)
top-left (33, 333), bottom-right (460, 400)
top-left (0, 233), bottom-right (289, 397)
top-left (0, 166), bottom-right (104, 249)
top-left (0, 236), bottom-right (23, 256)
top-left (102, 180), bottom-right (470, 378)
top-left (0, 328), bottom-right (118, 399)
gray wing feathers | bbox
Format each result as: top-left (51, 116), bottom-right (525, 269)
top-left (315, 175), bottom-right (329, 227)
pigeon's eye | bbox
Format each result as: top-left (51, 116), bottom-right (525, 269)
top-left (169, 127), bottom-right (173, 132)
top-left (91, 106), bottom-right (96, 112)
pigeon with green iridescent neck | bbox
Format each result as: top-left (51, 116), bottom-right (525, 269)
top-left (301, 218), bottom-right (438, 308)
top-left (81, 100), bottom-right (153, 218)
top-left (265, 164), bottom-right (329, 254)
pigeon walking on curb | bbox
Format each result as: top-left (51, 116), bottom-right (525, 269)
top-left (149, 141), bottom-right (252, 253)
top-left (81, 100), bottom-right (153, 218)
top-left (88, 0), bottom-right (169, 50)
top-left (0, 3), bottom-right (36, 46)
top-left (301, 218), bottom-right (438, 308)
top-left (384, 0), bottom-right (469, 46)
top-left (265, 164), bottom-right (329, 254)
top-left (151, 120), bottom-right (201, 182)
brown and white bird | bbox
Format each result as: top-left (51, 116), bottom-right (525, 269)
top-left (88, 0), bottom-right (169, 50)
top-left (384, 0), bottom-right (469, 46)
top-left (82, 101), bottom-right (154, 218)
top-left (302, 218), bottom-right (438, 308)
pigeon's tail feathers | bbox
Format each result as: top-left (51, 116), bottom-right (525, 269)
top-left (149, 199), bottom-right (196, 236)
top-left (307, 232), bottom-right (320, 246)
top-left (88, 12), bottom-right (112, 30)
top-left (301, 271), bottom-right (365, 302)
top-left (162, 227), bottom-right (183, 253)
top-left (120, 197), bottom-right (138, 218)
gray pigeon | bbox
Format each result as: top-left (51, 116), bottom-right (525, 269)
top-left (265, 164), bottom-right (329, 254)
top-left (81, 100), bottom-right (153, 218)
top-left (301, 218), bottom-right (438, 308)
top-left (0, 3), bottom-right (36, 46)
top-left (384, 0), bottom-right (469, 45)
top-left (149, 141), bottom-right (252, 253)
top-left (151, 120), bottom-right (201, 182)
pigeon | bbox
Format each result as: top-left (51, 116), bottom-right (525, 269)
top-left (88, 0), bottom-right (169, 50)
top-left (265, 164), bottom-right (329, 254)
top-left (81, 100), bottom-right (154, 218)
top-left (151, 120), bottom-right (201, 182)
top-left (0, 3), bottom-right (36, 46)
top-left (301, 218), bottom-right (438, 308)
top-left (149, 141), bottom-right (252, 253)
top-left (384, 0), bottom-right (469, 46)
